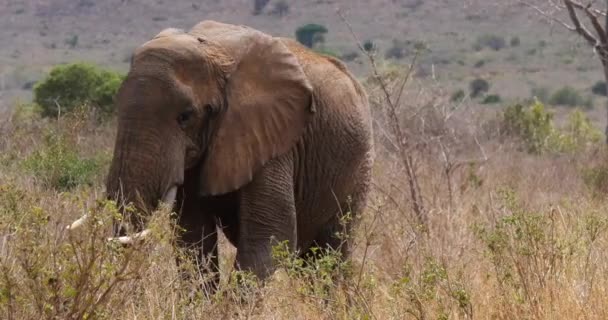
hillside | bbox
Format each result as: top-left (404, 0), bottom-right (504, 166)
top-left (1, 1), bottom-right (605, 120)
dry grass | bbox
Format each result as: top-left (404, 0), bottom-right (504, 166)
top-left (2, 67), bottom-right (608, 319)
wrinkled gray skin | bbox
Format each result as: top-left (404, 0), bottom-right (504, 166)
top-left (105, 20), bottom-right (374, 289)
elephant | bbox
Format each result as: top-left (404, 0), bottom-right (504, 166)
top-left (80, 20), bottom-right (374, 288)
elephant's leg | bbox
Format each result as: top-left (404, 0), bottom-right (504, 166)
top-left (176, 208), bottom-right (219, 293)
top-left (235, 155), bottom-right (297, 280)
top-left (175, 184), bottom-right (220, 294)
top-left (303, 158), bottom-right (372, 269)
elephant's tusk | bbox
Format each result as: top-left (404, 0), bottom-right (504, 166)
top-left (107, 229), bottom-right (151, 245)
top-left (66, 214), bottom-right (89, 230)
top-left (162, 185), bottom-right (178, 205)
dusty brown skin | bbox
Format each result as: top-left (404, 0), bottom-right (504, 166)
top-left (106, 21), bottom-right (373, 287)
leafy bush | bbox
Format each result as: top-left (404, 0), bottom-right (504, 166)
top-left (272, 240), bottom-right (351, 300)
top-left (450, 89), bottom-right (465, 102)
top-left (295, 24), bottom-right (328, 48)
top-left (65, 35), bottom-right (79, 48)
top-left (501, 100), bottom-right (602, 154)
top-left (556, 109), bottom-right (603, 152)
top-left (33, 62), bottom-right (125, 119)
top-left (473, 188), bottom-right (578, 311)
top-left (549, 86), bottom-right (587, 108)
top-left (482, 94), bottom-right (502, 104)
top-left (22, 133), bottom-right (104, 190)
top-left (473, 34), bottom-right (506, 51)
top-left (469, 78), bottom-right (490, 98)
top-left (0, 187), bottom-right (166, 319)
top-left (501, 100), bottom-right (553, 154)
top-left (591, 81), bottom-right (607, 96)
top-left (583, 163), bottom-right (608, 197)
top-left (363, 40), bottom-right (375, 53)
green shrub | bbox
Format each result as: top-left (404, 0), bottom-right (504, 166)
top-left (473, 34), bottom-right (506, 51)
top-left (583, 163), bottom-right (608, 197)
top-left (295, 24), bottom-right (328, 48)
top-left (473, 188), bottom-right (577, 310)
top-left (22, 133), bottom-right (104, 190)
top-left (549, 86), bottom-right (586, 108)
top-left (0, 189), bottom-right (160, 319)
top-left (469, 78), bottom-right (490, 98)
top-left (33, 62), bottom-right (125, 119)
top-left (482, 94), bottom-right (502, 104)
top-left (450, 89), bottom-right (465, 102)
top-left (65, 35), bottom-right (79, 48)
top-left (501, 100), bottom-right (602, 154)
top-left (555, 109), bottom-right (603, 152)
top-left (501, 100), bottom-right (553, 154)
top-left (363, 40), bottom-right (375, 53)
top-left (510, 36), bottom-right (521, 47)
top-left (591, 81), bottom-right (607, 96)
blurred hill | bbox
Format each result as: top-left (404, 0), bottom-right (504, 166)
top-left (0, 0), bottom-right (604, 124)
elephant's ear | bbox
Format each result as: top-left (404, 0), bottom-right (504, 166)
top-left (193, 21), bottom-right (314, 196)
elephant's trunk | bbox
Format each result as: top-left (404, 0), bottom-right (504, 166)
top-left (67, 121), bottom-right (185, 239)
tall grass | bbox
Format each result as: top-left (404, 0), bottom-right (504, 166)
top-left (2, 47), bottom-right (608, 320)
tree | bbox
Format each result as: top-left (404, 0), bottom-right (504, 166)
top-left (513, 0), bottom-right (608, 141)
top-left (295, 24), bottom-right (328, 48)
top-left (34, 62), bottom-right (124, 119)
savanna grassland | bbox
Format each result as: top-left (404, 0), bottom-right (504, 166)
top-left (2, 59), bottom-right (608, 319)
top-left (2, 1), bottom-right (608, 319)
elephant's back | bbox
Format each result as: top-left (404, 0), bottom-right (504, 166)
top-left (279, 37), bottom-right (372, 152)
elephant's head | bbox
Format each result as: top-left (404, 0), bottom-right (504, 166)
top-left (78, 21), bottom-right (314, 238)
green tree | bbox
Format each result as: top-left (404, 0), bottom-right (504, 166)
top-left (33, 62), bottom-right (125, 119)
top-left (295, 24), bottom-right (328, 48)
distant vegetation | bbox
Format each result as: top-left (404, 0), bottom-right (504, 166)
top-left (473, 34), bottom-right (506, 51)
top-left (469, 78), bottom-right (490, 98)
top-left (22, 133), bottom-right (104, 191)
top-left (549, 86), bottom-right (592, 108)
top-left (501, 100), bottom-right (601, 154)
top-left (252, 0), bottom-right (270, 15)
top-left (592, 81), bottom-right (607, 96)
top-left (295, 23), bottom-right (328, 48)
top-left (482, 94), bottom-right (501, 104)
top-left (33, 62), bottom-right (124, 119)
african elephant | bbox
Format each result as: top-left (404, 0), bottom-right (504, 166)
top-left (86, 20), bottom-right (374, 286)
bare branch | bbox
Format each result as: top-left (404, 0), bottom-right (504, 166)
top-left (518, 0), bottom-right (576, 30)
top-left (564, 0), bottom-right (600, 45)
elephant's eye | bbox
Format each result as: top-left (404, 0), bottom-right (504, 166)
top-left (177, 109), bottom-right (194, 128)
